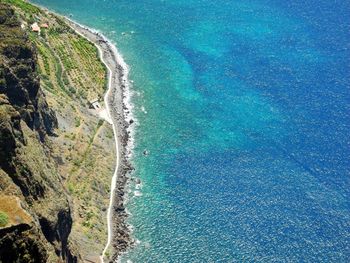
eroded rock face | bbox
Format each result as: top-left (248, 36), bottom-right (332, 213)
top-left (0, 9), bottom-right (57, 140)
top-left (0, 223), bottom-right (48, 263)
top-left (0, 4), bottom-right (79, 262)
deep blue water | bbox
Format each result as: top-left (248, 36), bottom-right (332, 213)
top-left (32, 0), bottom-right (350, 261)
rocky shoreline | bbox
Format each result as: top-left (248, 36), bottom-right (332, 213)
top-left (67, 21), bottom-right (134, 262)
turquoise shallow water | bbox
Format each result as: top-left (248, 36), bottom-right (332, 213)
top-left (33, 0), bottom-right (350, 262)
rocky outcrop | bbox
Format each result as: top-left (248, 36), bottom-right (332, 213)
top-left (0, 4), bottom-right (80, 262)
top-left (0, 6), bottom-right (57, 141)
top-left (0, 223), bottom-right (48, 263)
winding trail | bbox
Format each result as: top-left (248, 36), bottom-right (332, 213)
top-left (73, 30), bottom-right (121, 263)
top-left (26, 1), bottom-right (132, 261)
top-left (66, 22), bottom-right (122, 262)
top-left (63, 18), bottom-right (132, 262)
top-left (99, 45), bottom-right (120, 263)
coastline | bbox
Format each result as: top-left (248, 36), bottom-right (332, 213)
top-left (66, 20), bottom-right (134, 262)
top-left (25, 0), bottom-right (134, 260)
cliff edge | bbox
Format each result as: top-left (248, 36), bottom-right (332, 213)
top-left (0, 0), bottom-right (118, 261)
top-left (0, 4), bottom-right (79, 262)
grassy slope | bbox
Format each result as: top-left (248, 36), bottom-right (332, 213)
top-left (3, 0), bottom-right (116, 260)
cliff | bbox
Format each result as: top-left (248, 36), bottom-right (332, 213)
top-left (0, 1), bottom-right (117, 262)
top-left (0, 3), bottom-right (80, 262)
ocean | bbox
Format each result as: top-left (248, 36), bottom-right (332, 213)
top-left (32, 0), bottom-right (350, 262)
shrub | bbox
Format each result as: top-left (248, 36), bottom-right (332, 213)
top-left (67, 183), bottom-right (75, 194)
top-left (0, 211), bottom-right (9, 227)
top-left (69, 86), bottom-right (77, 94)
top-left (74, 117), bottom-right (81, 127)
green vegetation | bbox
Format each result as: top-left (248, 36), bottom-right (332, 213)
top-left (82, 210), bottom-right (95, 229)
top-left (4, 0), bottom-right (107, 102)
top-left (74, 116), bottom-right (81, 127)
top-left (0, 211), bottom-right (9, 227)
top-left (36, 43), bottom-right (50, 74)
top-left (1, 0), bottom-right (116, 257)
top-left (2, 0), bottom-right (39, 15)
top-left (67, 182), bottom-right (75, 194)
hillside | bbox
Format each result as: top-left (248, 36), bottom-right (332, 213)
top-left (0, 1), bottom-right (116, 262)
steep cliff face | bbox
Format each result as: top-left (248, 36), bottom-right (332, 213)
top-left (0, 4), bottom-right (57, 140)
top-left (0, 4), bottom-right (80, 262)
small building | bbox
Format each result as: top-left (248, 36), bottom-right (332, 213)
top-left (31, 22), bottom-right (40, 33)
top-left (20, 21), bottom-right (27, 30)
top-left (40, 23), bottom-right (49, 29)
top-left (89, 98), bottom-right (101, 110)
